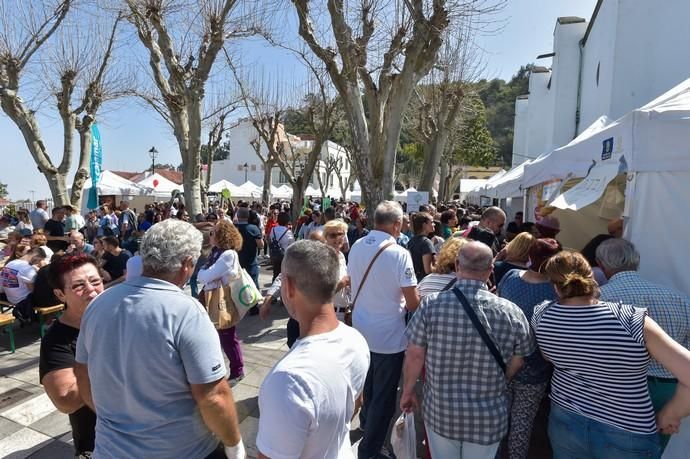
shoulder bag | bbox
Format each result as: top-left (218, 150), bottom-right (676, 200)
top-left (204, 254), bottom-right (262, 330)
top-left (345, 241), bottom-right (395, 326)
top-left (452, 287), bottom-right (506, 373)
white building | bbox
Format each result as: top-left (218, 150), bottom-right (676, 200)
top-left (210, 119), bottom-right (354, 198)
top-left (513, 0), bottom-right (690, 165)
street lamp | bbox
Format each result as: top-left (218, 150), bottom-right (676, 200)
top-left (243, 162), bottom-right (248, 182)
top-left (148, 147), bottom-right (158, 175)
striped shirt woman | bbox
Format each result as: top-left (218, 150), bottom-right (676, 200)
top-left (532, 250), bottom-right (690, 459)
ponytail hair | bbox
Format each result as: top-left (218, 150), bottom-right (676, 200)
top-left (543, 251), bottom-right (599, 300)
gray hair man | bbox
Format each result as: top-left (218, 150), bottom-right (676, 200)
top-left (257, 241), bottom-right (369, 458)
top-left (347, 200), bottom-right (421, 458)
top-left (74, 219), bottom-right (245, 459)
top-left (598, 238), bottom-right (690, 452)
top-left (467, 207), bottom-right (506, 254)
top-left (401, 241), bottom-right (534, 458)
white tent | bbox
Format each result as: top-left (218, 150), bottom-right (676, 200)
top-left (76, 171), bottom-right (152, 213)
top-left (234, 181), bottom-right (263, 199)
top-left (481, 162), bottom-right (531, 199)
top-left (271, 185), bottom-right (292, 200)
top-left (525, 78), bottom-right (690, 295)
top-left (208, 179), bottom-right (238, 194)
top-left (522, 116), bottom-right (615, 189)
top-left (305, 185), bottom-right (320, 196)
top-left (135, 172), bottom-right (183, 196)
top-left (78, 170), bottom-right (147, 196)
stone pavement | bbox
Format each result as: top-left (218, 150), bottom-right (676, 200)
top-left (0, 265), bottom-right (291, 459)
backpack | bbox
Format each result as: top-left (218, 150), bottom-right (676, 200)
top-left (270, 228), bottom-right (288, 261)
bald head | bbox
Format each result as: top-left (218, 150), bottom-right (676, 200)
top-left (456, 241), bottom-right (494, 281)
top-left (309, 230), bottom-right (325, 243)
top-left (480, 207), bottom-right (506, 235)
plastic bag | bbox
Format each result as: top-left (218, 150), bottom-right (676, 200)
top-left (391, 412), bottom-right (416, 459)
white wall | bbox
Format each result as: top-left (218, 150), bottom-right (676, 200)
top-left (524, 69), bottom-right (554, 159)
top-left (212, 119), bottom-right (269, 185)
top-left (511, 97), bottom-right (529, 166)
top-left (549, 18), bottom-right (588, 148)
top-left (609, 0), bottom-right (690, 120)
top-left (578, 0), bottom-right (618, 132)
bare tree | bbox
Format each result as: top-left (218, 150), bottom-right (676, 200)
top-left (414, 12), bottom-right (492, 194)
top-left (0, 1), bottom-right (124, 207)
top-left (315, 152), bottom-right (338, 198)
top-left (125, 0), bottom-right (254, 215)
top-left (230, 51), bottom-right (339, 222)
top-left (333, 147), bottom-right (357, 199)
top-left (292, 0), bottom-right (505, 212)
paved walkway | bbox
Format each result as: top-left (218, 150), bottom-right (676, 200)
top-left (0, 265), bottom-right (291, 458)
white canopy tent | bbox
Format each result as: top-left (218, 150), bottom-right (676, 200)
top-left (78, 171), bottom-right (147, 196)
top-left (234, 181), bottom-right (263, 199)
top-left (208, 179), bottom-right (238, 194)
top-left (482, 162), bottom-right (531, 199)
top-left (304, 185), bottom-right (320, 196)
top-left (523, 78), bottom-right (690, 295)
top-left (76, 171), bottom-right (151, 213)
top-left (271, 185), bottom-right (293, 200)
top-left (135, 172), bottom-right (183, 196)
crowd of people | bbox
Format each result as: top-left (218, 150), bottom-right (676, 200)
top-left (1, 195), bottom-right (690, 459)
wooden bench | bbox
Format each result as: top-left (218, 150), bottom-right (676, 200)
top-left (34, 305), bottom-right (65, 338)
top-left (0, 300), bottom-right (13, 314)
top-left (0, 313), bottom-right (15, 353)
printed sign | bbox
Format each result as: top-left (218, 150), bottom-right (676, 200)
top-left (407, 192), bottom-right (429, 211)
top-left (602, 137), bottom-right (614, 161)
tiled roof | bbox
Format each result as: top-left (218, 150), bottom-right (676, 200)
top-left (111, 169), bottom-right (184, 185)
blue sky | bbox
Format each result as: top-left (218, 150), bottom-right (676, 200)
top-left (1, 0), bottom-right (597, 201)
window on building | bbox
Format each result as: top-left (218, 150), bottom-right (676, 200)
top-left (251, 164), bottom-right (257, 171)
top-left (260, 164), bottom-right (265, 171)
top-left (278, 172), bottom-right (289, 184)
top-left (237, 164), bottom-right (243, 171)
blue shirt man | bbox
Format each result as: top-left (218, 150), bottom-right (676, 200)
top-left (74, 220), bottom-right (245, 459)
top-left (234, 207), bottom-right (264, 288)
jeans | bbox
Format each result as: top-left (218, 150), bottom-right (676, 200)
top-left (245, 263), bottom-right (259, 289)
top-left (548, 401), bottom-right (661, 459)
top-left (218, 327), bottom-right (244, 378)
top-left (358, 351), bottom-right (405, 459)
top-left (426, 426), bottom-right (499, 459)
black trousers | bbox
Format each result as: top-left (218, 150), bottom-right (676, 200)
top-left (286, 317), bottom-right (300, 348)
top-left (358, 351), bottom-right (406, 458)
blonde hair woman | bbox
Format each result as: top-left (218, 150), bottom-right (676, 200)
top-left (416, 237), bottom-right (469, 298)
top-left (494, 232), bottom-right (534, 284)
top-left (323, 219), bottom-right (350, 322)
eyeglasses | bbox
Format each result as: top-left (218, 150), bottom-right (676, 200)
top-left (326, 232), bottom-right (345, 238)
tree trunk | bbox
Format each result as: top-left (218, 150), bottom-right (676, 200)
top-left (290, 176), bottom-right (306, 225)
top-left (262, 160), bottom-right (273, 204)
top-left (46, 172), bottom-right (70, 207)
top-left (438, 159), bottom-right (449, 202)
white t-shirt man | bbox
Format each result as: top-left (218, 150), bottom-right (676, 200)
top-left (0, 259), bottom-right (38, 304)
top-left (257, 323), bottom-right (370, 459)
top-left (347, 230), bottom-right (417, 353)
